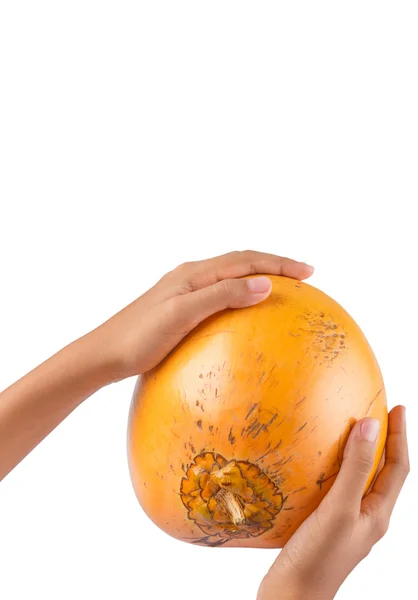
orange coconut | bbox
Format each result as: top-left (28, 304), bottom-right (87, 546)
top-left (127, 275), bottom-right (387, 548)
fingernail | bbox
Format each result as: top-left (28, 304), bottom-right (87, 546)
top-left (247, 276), bottom-right (272, 293)
top-left (360, 419), bottom-right (380, 443)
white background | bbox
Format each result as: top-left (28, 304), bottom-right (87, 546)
top-left (0, 2), bottom-right (417, 599)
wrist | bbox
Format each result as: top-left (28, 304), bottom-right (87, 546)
top-left (77, 327), bottom-right (123, 388)
top-left (257, 570), bottom-right (334, 600)
top-left (257, 574), bottom-right (304, 600)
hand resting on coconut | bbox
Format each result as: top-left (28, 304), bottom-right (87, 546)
top-left (0, 250), bottom-right (408, 600)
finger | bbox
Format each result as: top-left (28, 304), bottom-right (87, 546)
top-left (361, 406), bottom-right (409, 518)
top-left (326, 418), bottom-right (381, 510)
top-left (131, 277), bottom-right (273, 374)
top-left (173, 250), bottom-right (314, 292)
top-left (364, 447), bottom-right (385, 495)
top-left (166, 276), bottom-right (273, 332)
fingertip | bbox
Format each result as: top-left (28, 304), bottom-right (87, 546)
top-left (301, 263), bottom-right (315, 276)
top-left (389, 404), bottom-right (405, 414)
top-left (247, 276), bottom-right (272, 294)
top-left (388, 405), bottom-right (407, 431)
top-left (342, 418), bottom-right (378, 459)
top-left (242, 277), bottom-right (272, 308)
top-left (360, 418), bottom-right (380, 443)
top-left (398, 405), bottom-right (407, 426)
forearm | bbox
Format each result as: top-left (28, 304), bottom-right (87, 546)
top-left (0, 328), bottom-right (117, 480)
top-left (258, 583), bottom-right (306, 600)
top-left (258, 586), bottom-right (331, 600)
top-left (257, 570), bottom-right (335, 600)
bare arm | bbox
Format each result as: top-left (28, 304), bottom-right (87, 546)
top-left (0, 251), bottom-right (408, 599)
top-left (0, 329), bottom-right (116, 480)
top-left (258, 406), bottom-right (409, 600)
top-left (0, 250), bottom-right (313, 481)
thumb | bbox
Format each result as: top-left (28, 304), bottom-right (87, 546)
top-left (174, 276), bottom-right (273, 327)
top-left (127, 276), bottom-right (272, 376)
top-left (327, 418), bottom-right (380, 507)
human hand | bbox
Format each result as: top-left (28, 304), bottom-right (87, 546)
top-left (96, 250), bottom-right (314, 381)
top-left (257, 406), bottom-right (409, 600)
top-left (0, 250), bottom-right (312, 480)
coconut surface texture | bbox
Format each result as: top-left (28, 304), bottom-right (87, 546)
top-left (128, 275), bottom-right (387, 548)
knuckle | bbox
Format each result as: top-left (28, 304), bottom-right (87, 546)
top-left (217, 279), bottom-right (231, 296)
top-left (175, 261), bottom-right (193, 274)
top-left (397, 465), bottom-right (410, 481)
top-left (331, 507), bottom-right (356, 530)
top-left (170, 262), bottom-right (198, 292)
top-left (389, 456), bottom-right (410, 479)
top-left (161, 263), bottom-right (191, 284)
top-left (223, 250), bottom-right (242, 261)
top-left (359, 545), bottom-right (372, 560)
top-left (240, 250), bottom-right (258, 272)
top-left (353, 455), bottom-right (374, 475)
top-left (401, 459), bottom-right (411, 477)
top-left (374, 516), bottom-right (389, 540)
top-left (320, 497), bottom-right (355, 531)
top-left (210, 279), bottom-right (230, 304)
top-left (159, 268), bottom-right (176, 283)
top-left (164, 296), bottom-right (183, 320)
top-left (237, 249), bottom-right (257, 264)
top-left (214, 278), bottom-right (246, 306)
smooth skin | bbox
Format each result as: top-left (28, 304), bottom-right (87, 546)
top-left (0, 251), bottom-right (409, 599)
